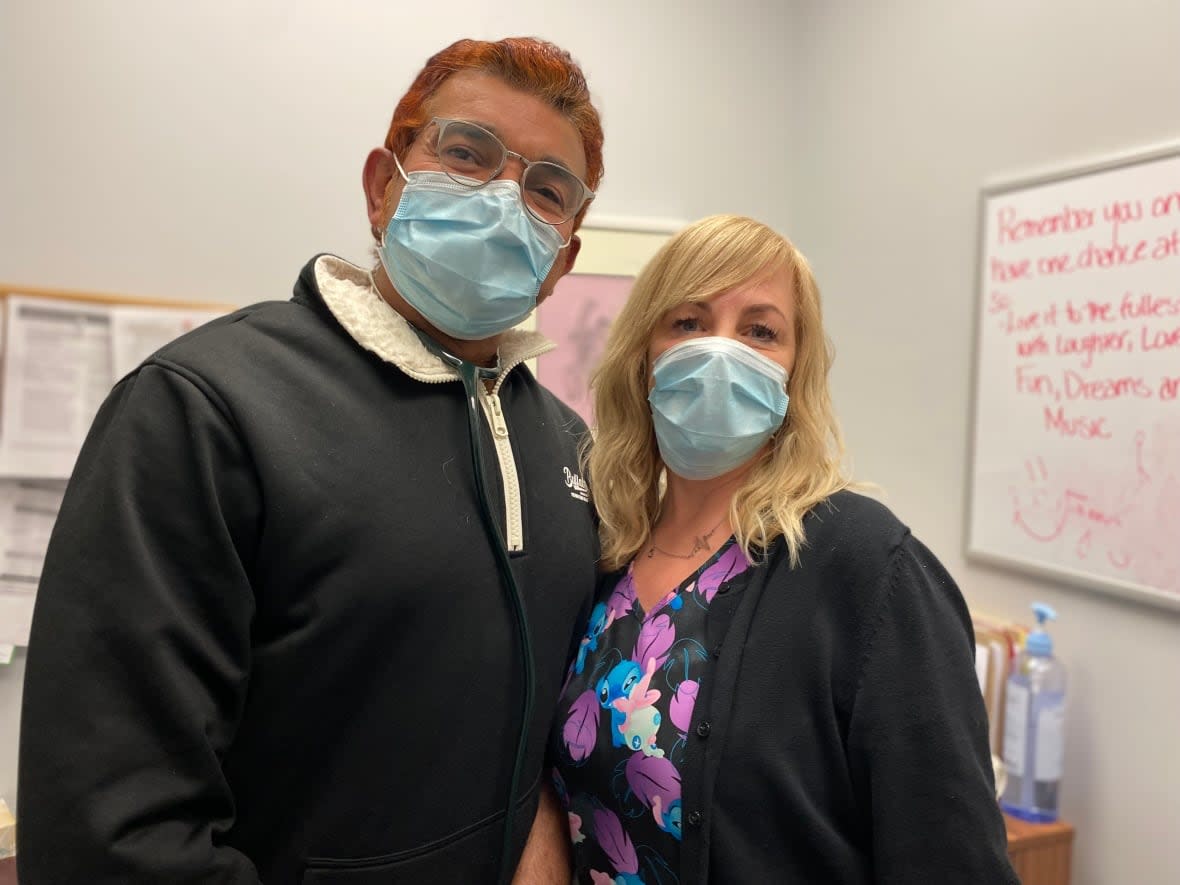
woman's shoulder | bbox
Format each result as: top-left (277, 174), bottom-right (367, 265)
top-left (786, 490), bottom-right (962, 616)
top-left (801, 488), bottom-right (910, 549)
top-left (757, 491), bottom-right (964, 649)
top-left (754, 488), bottom-right (936, 603)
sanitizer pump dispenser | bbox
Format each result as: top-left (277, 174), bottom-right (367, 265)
top-left (1001, 603), bottom-right (1067, 822)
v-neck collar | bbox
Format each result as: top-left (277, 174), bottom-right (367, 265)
top-left (629, 535), bottom-right (739, 621)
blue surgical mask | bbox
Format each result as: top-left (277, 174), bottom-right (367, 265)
top-left (378, 161), bottom-right (565, 340)
top-left (648, 336), bottom-right (790, 480)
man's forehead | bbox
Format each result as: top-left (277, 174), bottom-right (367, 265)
top-left (424, 71), bottom-right (587, 176)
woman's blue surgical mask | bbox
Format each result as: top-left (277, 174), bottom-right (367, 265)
top-left (378, 160), bottom-right (566, 340)
top-left (648, 336), bottom-right (790, 480)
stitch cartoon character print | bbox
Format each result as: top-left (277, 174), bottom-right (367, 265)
top-left (551, 539), bottom-right (752, 884)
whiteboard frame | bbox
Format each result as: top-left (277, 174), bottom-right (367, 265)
top-left (964, 140), bottom-right (1180, 613)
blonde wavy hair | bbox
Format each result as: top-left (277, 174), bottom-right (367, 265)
top-left (587, 214), bottom-right (852, 571)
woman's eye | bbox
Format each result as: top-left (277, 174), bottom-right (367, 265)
top-left (748, 323), bottom-right (778, 342)
top-left (671, 316), bottom-right (701, 332)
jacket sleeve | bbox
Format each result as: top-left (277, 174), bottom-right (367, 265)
top-left (18, 362), bottom-right (262, 884)
top-left (845, 534), bottom-right (1019, 885)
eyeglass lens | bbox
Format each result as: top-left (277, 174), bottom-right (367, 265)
top-left (433, 120), bottom-right (586, 224)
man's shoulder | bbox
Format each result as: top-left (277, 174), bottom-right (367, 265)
top-left (148, 297), bottom-right (330, 375)
top-left (149, 255), bottom-right (338, 369)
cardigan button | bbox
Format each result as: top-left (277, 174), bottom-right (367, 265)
top-left (695, 720), bottom-right (712, 738)
top-left (687, 810), bottom-right (703, 827)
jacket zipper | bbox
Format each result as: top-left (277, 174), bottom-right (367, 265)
top-left (421, 351), bottom-right (548, 555)
top-left (478, 386), bottom-right (524, 553)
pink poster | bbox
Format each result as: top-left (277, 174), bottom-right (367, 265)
top-left (535, 273), bottom-right (634, 425)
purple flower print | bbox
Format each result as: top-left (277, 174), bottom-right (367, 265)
top-left (605, 572), bottom-right (637, 622)
top-left (593, 807), bottom-right (640, 875)
top-left (625, 753), bottom-right (681, 812)
top-left (669, 679), bottom-right (699, 734)
top-left (626, 753), bottom-right (683, 839)
top-left (562, 689), bottom-right (600, 762)
top-left (695, 543), bottom-right (749, 603)
top-left (633, 613), bottom-right (675, 669)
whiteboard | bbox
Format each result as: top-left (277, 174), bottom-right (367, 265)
top-left (967, 144), bottom-right (1180, 611)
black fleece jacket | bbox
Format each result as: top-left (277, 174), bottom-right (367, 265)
top-left (18, 257), bottom-right (599, 883)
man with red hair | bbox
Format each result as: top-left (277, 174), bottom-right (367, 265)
top-left (19, 36), bottom-right (604, 884)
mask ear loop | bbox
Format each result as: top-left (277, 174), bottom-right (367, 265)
top-left (392, 150), bottom-right (410, 183)
top-left (371, 152), bottom-right (412, 244)
top-left (369, 149), bottom-right (416, 247)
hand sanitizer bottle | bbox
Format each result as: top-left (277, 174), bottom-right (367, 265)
top-left (1001, 603), bottom-right (1067, 822)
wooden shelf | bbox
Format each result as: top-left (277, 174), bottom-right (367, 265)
top-left (1006, 814), bottom-right (1074, 885)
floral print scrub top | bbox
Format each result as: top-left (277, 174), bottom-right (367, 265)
top-left (550, 538), bottom-right (753, 884)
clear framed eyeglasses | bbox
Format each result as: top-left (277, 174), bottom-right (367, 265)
top-left (424, 117), bottom-right (594, 225)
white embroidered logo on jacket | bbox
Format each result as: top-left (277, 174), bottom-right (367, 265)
top-left (563, 467), bottom-right (590, 503)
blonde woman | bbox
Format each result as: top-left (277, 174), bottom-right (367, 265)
top-left (549, 215), bottom-right (1016, 883)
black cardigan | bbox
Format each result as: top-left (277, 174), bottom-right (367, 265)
top-left (651, 490), bottom-right (1017, 883)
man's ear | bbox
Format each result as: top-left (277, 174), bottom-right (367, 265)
top-left (560, 233), bottom-right (582, 277)
top-left (362, 148), bottom-right (396, 233)
top-left (537, 234), bottom-right (582, 306)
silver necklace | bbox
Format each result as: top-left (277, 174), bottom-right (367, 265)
top-left (645, 516), bottom-right (729, 560)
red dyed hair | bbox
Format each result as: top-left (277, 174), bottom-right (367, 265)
top-left (384, 37), bottom-right (604, 219)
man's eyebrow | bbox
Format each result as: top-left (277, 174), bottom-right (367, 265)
top-left (464, 118), bottom-right (578, 172)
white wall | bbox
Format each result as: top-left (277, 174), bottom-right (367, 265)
top-left (0, 0), bottom-right (795, 817)
top-left (0, 0), bottom-right (794, 303)
top-left (788, 2), bottom-right (1180, 884)
top-left (1, 1), bottom-right (1177, 882)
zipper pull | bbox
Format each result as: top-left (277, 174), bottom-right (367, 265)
top-left (487, 392), bottom-right (509, 438)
